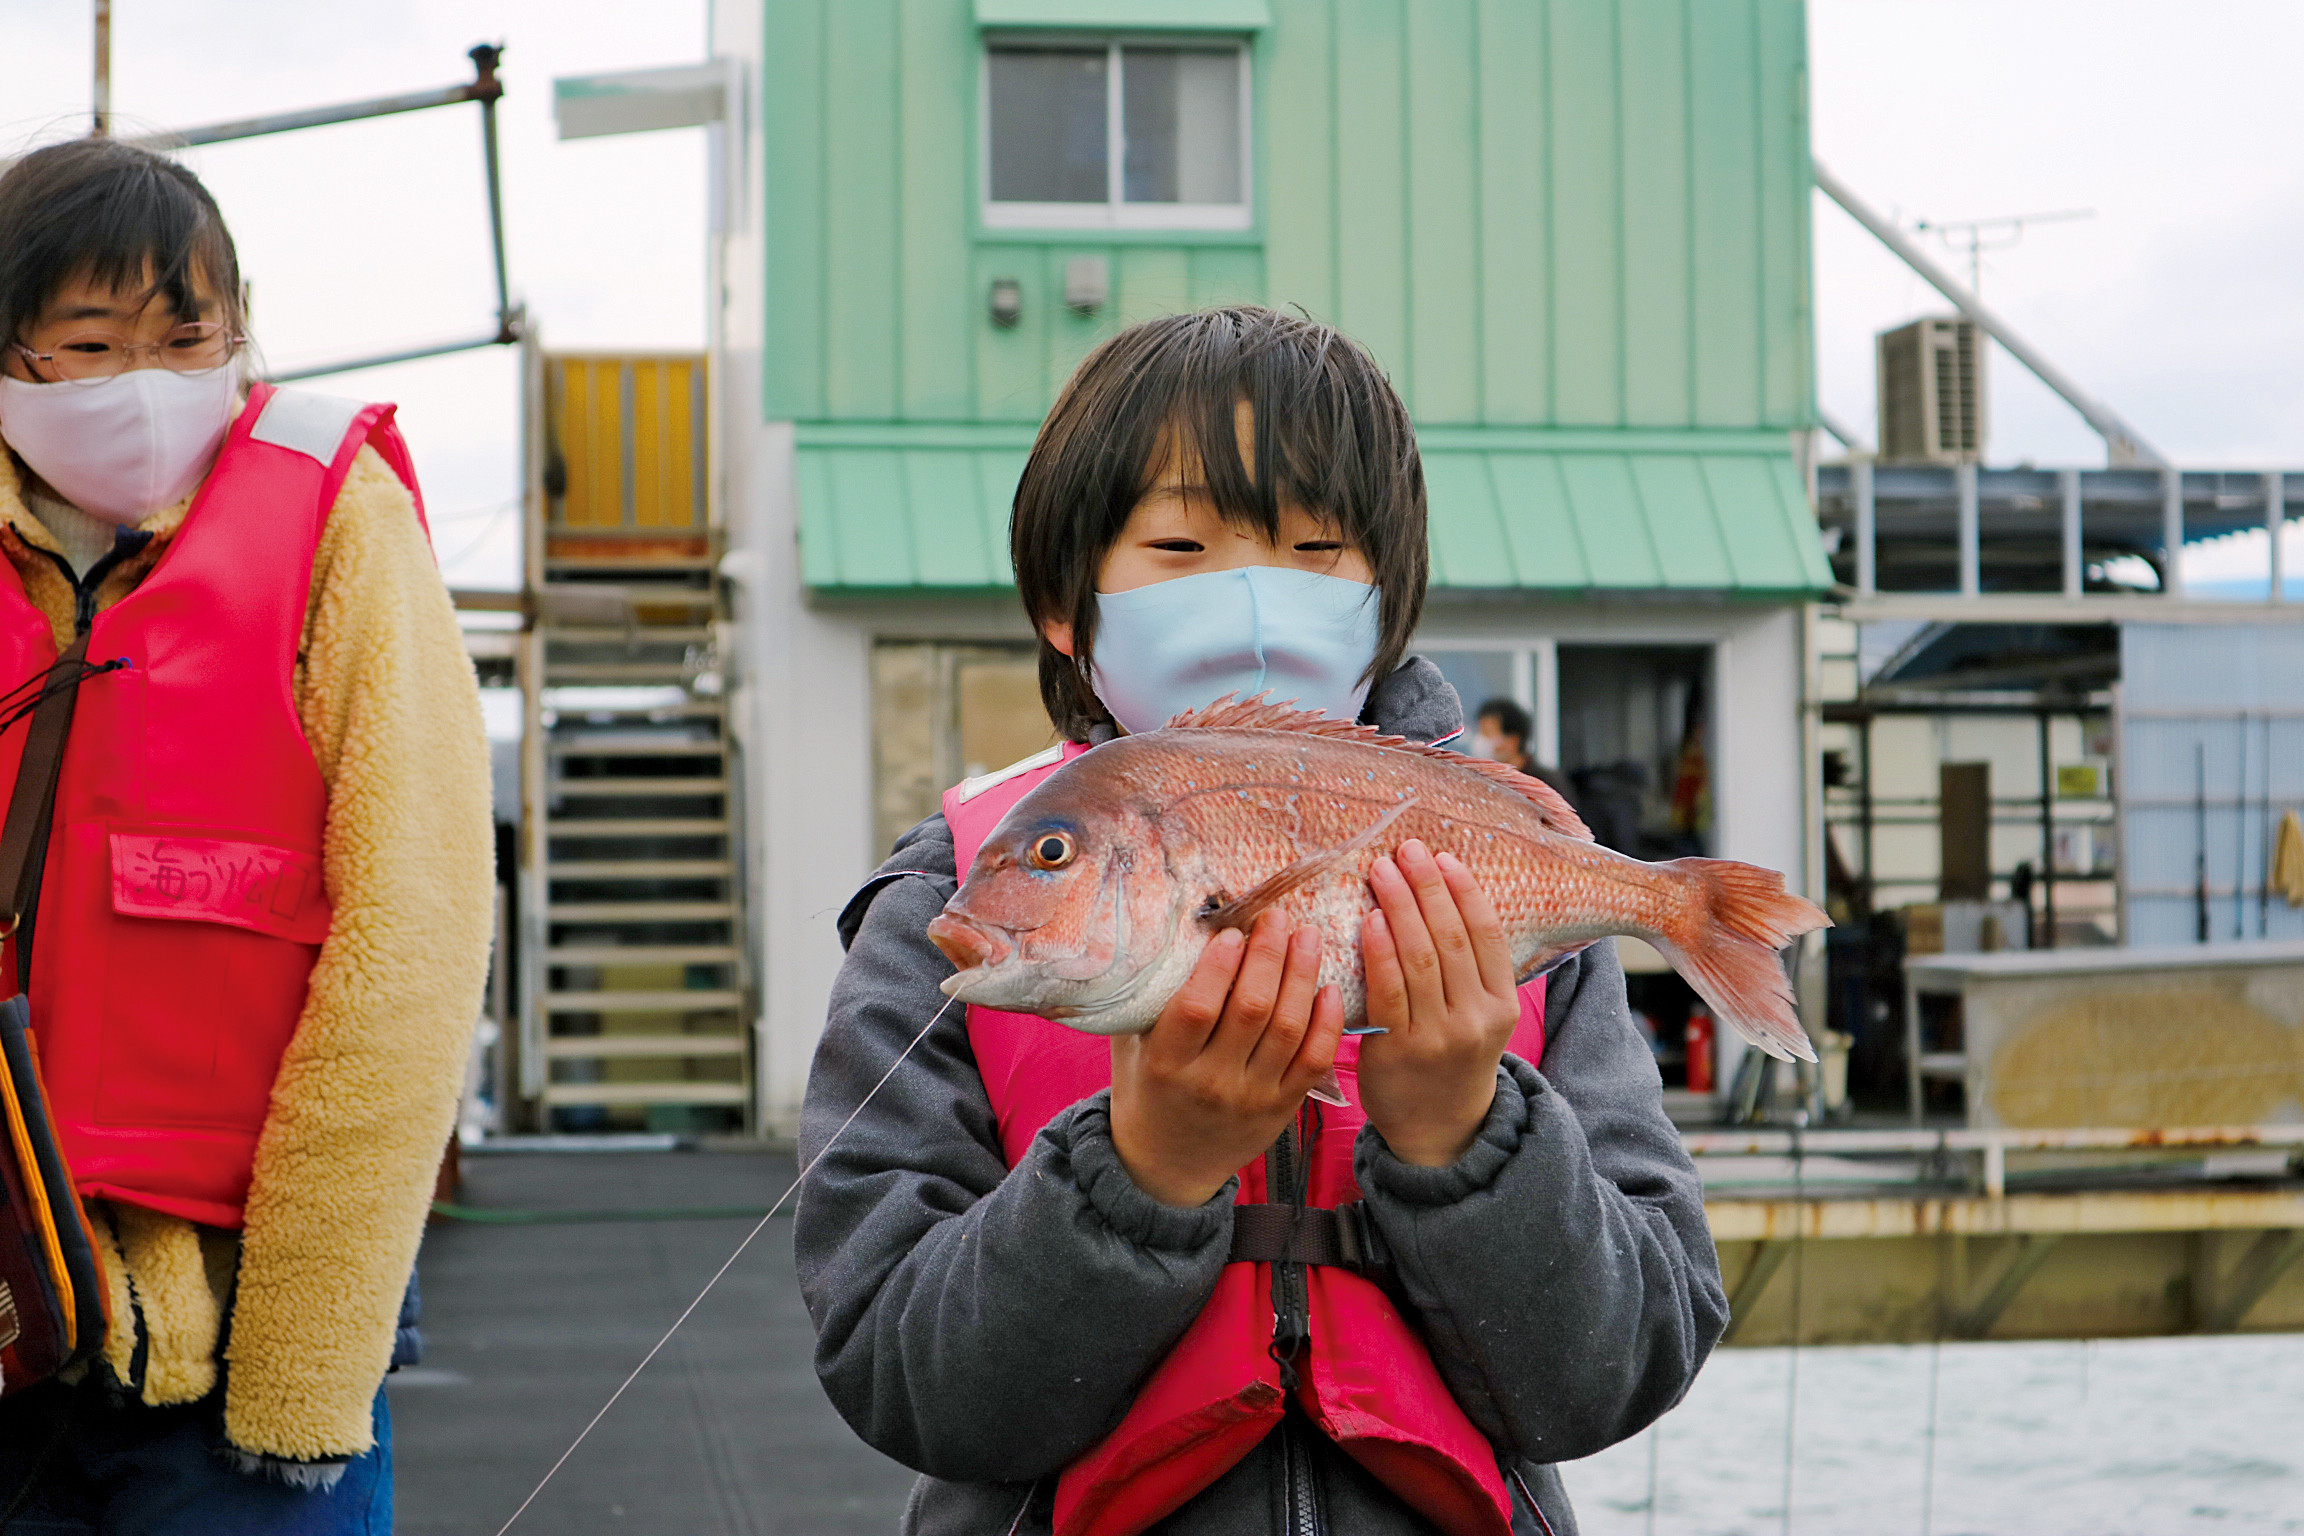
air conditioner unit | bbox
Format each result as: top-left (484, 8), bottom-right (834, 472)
top-left (1877, 316), bottom-right (1986, 464)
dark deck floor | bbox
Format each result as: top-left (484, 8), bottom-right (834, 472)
top-left (390, 1148), bottom-right (915, 1536)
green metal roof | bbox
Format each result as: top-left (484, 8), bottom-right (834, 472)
top-left (796, 427), bottom-right (1832, 597)
top-left (973, 0), bottom-right (1270, 28)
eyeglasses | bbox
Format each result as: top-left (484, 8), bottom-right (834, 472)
top-left (12, 322), bottom-right (242, 387)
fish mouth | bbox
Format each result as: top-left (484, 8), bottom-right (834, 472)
top-left (927, 912), bottom-right (1010, 976)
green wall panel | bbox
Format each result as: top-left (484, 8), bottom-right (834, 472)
top-left (1474, 0), bottom-right (1549, 425)
top-left (1331, 0), bottom-right (1410, 386)
top-left (1260, 0), bottom-right (1337, 323)
top-left (764, 0), bottom-right (1815, 433)
top-left (1405, 0), bottom-right (1481, 424)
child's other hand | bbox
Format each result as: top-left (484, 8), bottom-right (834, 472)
top-left (1109, 912), bottom-right (1343, 1207)
top-left (1355, 840), bottom-right (1520, 1167)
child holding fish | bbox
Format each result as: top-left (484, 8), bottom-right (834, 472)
top-left (800, 308), bottom-right (1812, 1536)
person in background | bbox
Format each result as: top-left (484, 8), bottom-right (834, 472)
top-left (0, 138), bottom-right (492, 1532)
top-left (1474, 695), bottom-right (1578, 813)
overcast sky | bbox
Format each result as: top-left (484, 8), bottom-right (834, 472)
top-left (4, 0), bottom-right (2298, 592)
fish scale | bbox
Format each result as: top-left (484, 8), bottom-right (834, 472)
top-left (928, 697), bottom-right (1829, 1064)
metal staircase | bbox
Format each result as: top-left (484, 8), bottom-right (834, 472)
top-left (516, 350), bottom-right (751, 1131)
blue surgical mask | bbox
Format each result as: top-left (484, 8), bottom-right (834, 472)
top-left (1089, 566), bottom-right (1382, 735)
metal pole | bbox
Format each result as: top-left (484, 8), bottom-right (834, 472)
top-left (2268, 471), bottom-right (2286, 606)
top-left (2162, 467), bottom-right (2186, 599)
top-left (1957, 461), bottom-right (1980, 597)
top-left (91, 0), bottom-right (112, 136)
top-left (1854, 458), bottom-right (1877, 597)
top-left (1814, 161), bottom-right (2166, 468)
top-left (469, 44), bottom-right (517, 344)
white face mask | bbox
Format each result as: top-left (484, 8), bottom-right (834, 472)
top-left (0, 366), bottom-right (238, 525)
top-left (1470, 733), bottom-right (1505, 761)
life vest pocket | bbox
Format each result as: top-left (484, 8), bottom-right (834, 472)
top-left (90, 828), bottom-right (327, 1133)
top-left (106, 831), bottom-right (331, 944)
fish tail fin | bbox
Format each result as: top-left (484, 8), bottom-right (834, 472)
top-left (1651, 859), bottom-right (1831, 1064)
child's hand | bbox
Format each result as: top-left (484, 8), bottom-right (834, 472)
top-left (1110, 911), bottom-right (1343, 1207)
top-left (1355, 840), bottom-right (1521, 1167)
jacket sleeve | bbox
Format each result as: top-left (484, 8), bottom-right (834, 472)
top-left (1352, 942), bottom-right (1728, 1465)
top-left (223, 445), bottom-right (496, 1462)
top-left (795, 824), bottom-right (1235, 1483)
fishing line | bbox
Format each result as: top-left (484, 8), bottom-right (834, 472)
top-left (1779, 1110), bottom-right (1806, 1536)
top-left (1919, 1337), bottom-right (1942, 1536)
top-left (1643, 1422), bottom-right (1660, 1536)
top-left (490, 995), bottom-right (960, 1536)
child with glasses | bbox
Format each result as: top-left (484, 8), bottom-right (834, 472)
top-left (0, 138), bottom-right (492, 1533)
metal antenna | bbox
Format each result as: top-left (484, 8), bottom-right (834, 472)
top-left (1910, 208), bottom-right (2094, 299)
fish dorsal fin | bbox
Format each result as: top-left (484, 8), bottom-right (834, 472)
top-left (1163, 693), bottom-right (1595, 842)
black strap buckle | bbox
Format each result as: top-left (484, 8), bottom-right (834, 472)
top-left (1227, 1201), bottom-right (1392, 1280)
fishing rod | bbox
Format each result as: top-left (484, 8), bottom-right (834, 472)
top-left (488, 996), bottom-right (959, 1534)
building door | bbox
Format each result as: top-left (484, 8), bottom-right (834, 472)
top-left (871, 642), bottom-right (1055, 857)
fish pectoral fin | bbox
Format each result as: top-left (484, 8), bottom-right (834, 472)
top-left (1199, 795), bottom-right (1420, 933)
top-left (1308, 1068), bottom-right (1350, 1109)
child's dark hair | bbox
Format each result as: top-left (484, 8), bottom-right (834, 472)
top-left (0, 138), bottom-right (246, 350)
top-left (1013, 306), bottom-right (1428, 741)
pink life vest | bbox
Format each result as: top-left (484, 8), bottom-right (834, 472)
top-left (0, 383), bottom-right (428, 1228)
top-left (943, 745), bottom-right (1546, 1536)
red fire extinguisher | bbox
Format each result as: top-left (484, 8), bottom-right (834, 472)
top-left (1685, 1008), bottom-right (1715, 1094)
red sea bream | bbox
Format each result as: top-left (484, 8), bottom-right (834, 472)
top-left (927, 698), bottom-right (1829, 1071)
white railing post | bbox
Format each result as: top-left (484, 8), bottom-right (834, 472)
top-left (2060, 468), bottom-right (2083, 599)
top-left (1854, 457), bottom-right (1876, 596)
top-left (1957, 461), bottom-right (1980, 597)
top-left (2162, 466), bottom-right (2185, 599)
top-left (2269, 471), bottom-right (2287, 605)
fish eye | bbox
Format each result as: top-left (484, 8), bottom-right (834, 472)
top-left (1028, 831), bottom-right (1076, 870)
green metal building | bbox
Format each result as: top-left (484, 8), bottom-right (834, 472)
top-left (710, 0), bottom-right (1832, 1131)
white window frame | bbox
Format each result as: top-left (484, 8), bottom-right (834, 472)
top-left (980, 36), bottom-right (1254, 232)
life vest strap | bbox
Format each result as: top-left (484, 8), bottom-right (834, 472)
top-left (1227, 1202), bottom-right (1389, 1278)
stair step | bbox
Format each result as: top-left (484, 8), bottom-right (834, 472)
top-left (547, 901), bottom-right (735, 922)
top-left (552, 779), bottom-right (726, 798)
top-left (546, 818), bottom-right (729, 837)
top-left (547, 944), bottom-right (739, 965)
top-left (540, 1081), bottom-right (749, 1108)
top-left (544, 693), bottom-right (721, 714)
top-left (546, 555), bottom-right (717, 575)
top-left (547, 859), bottom-right (733, 878)
top-left (550, 739), bottom-right (724, 758)
top-left (546, 626), bottom-right (715, 644)
top-left (542, 1034), bottom-right (747, 1059)
top-left (545, 664), bottom-right (702, 684)
top-left (545, 989), bottom-right (744, 1013)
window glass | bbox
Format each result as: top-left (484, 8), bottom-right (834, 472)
top-left (987, 47), bottom-right (1108, 203)
top-left (1121, 49), bottom-right (1241, 205)
top-left (1424, 650), bottom-right (1517, 735)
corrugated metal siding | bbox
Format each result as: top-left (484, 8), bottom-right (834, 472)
top-left (795, 432), bottom-right (1829, 593)
top-left (2119, 624), bottom-right (2304, 946)
top-left (760, 0), bottom-right (1813, 429)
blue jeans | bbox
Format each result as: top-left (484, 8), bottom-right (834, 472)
top-left (0, 1379), bottom-right (391, 1535)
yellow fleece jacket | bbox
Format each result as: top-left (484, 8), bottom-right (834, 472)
top-left (0, 431), bottom-right (494, 1463)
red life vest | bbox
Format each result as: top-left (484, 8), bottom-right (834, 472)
top-left (943, 745), bottom-right (1546, 1536)
top-left (0, 383), bottom-right (428, 1228)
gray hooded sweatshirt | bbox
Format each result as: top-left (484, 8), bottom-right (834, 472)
top-left (797, 660), bottom-right (1727, 1535)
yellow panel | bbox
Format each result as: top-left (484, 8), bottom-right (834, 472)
top-left (557, 358), bottom-right (589, 526)
top-left (632, 360), bottom-right (664, 529)
top-left (665, 360), bottom-right (697, 528)
top-left (586, 360), bottom-right (625, 529)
